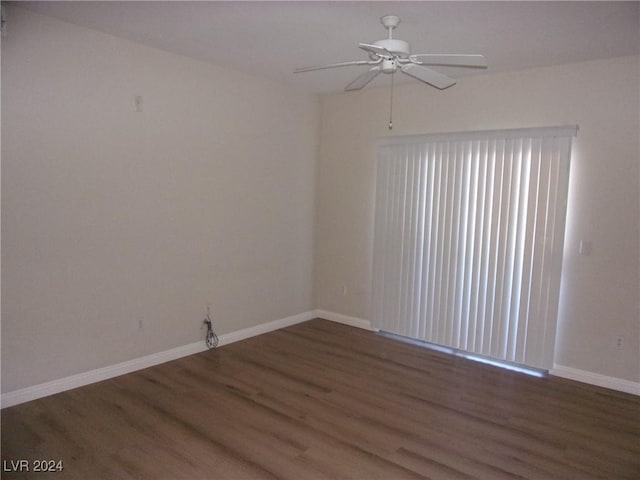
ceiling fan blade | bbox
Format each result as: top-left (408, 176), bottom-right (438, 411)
top-left (409, 54), bottom-right (488, 68)
top-left (401, 63), bottom-right (456, 90)
top-left (294, 60), bottom-right (374, 73)
top-left (345, 66), bottom-right (382, 91)
top-left (359, 43), bottom-right (392, 58)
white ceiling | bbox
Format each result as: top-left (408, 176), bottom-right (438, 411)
top-left (14, 1), bottom-right (640, 94)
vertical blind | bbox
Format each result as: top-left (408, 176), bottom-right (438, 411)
top-left (372, 126), bottom-right (577, 369)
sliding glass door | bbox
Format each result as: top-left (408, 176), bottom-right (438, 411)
top-left (371, 126), bottom-right (577, 369)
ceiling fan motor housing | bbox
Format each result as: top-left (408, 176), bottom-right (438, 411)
top-left (374, 39), bottom-right (410, 57)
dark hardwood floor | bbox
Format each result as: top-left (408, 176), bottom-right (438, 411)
top-left (2, 319), bottom-right (639, 479)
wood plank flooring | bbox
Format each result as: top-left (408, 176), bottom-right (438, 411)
top-left (2, 319), bottom-right (639, 479)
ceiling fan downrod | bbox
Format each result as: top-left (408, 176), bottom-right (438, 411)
top-left (382, 14), bottom-right (400, 39)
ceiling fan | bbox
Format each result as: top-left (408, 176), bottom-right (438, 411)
top-left (294, 15), bottom-right (488, 92)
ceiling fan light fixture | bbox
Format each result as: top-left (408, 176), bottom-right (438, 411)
top-left (381, 58), bottom-right (397, 74)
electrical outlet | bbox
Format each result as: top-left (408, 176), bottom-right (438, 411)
top-left (137, 317), bottom-right (144, 331)
top-left (616, 336), bottom-right (623, 348)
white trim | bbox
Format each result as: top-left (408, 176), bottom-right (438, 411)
top-left (8, 312), bottom-right (634, 408)
top-left (313, 309), bottom-right (377, 331)
top-left (1, 311), bottom-right (314, 409)
top-left (218, 311), bottom-right (314, 345)
top-left (316, 314), bottom-right (640, 396)
top-left (551, 365), bottom-right (640, 396)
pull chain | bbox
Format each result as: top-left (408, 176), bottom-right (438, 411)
top-left (388, 72), bottom-right (394, 130)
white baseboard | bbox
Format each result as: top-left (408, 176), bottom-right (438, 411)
top-left (550, 365), bottom-right (640, 396)
top-left (313, 309), bottom-right (377, 331)
top-left (314, 312), bottom-right (640, 397)
top-left (218, 311), bottom-right (314, 345)
top-left (1, 311), bottom-right (315, 409)
top-left (9, 312), bottom-right (634, 408)
top-left (0, 341), bottom-right (209, 409)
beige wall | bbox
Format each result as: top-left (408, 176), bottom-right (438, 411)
top-left (315, 55), bottom-right (640, 383)
top-left (1, 7), bottom-right (319, 392)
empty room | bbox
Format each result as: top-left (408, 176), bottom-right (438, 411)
top-left (1, 1), bottom-right (639, 479)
